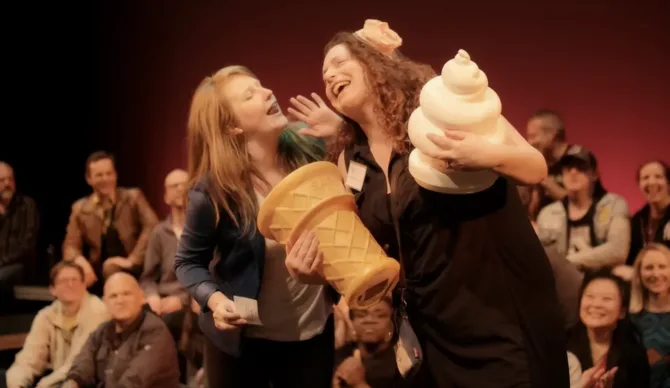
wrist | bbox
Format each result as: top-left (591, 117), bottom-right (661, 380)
top-left (207, 291), bottom-right (227, 311)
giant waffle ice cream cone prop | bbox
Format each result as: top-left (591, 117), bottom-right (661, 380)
top-left (257, 162), bottom-right (400, 309)
top-left (407, 49), bottom-right (508, 194)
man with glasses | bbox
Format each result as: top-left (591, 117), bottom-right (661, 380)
top-left (5, 262), bottom-right (109, 388)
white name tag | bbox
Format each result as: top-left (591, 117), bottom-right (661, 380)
top-left (233, 296), bottom-right (262, 325)
top-left (345, 161), bottom-right (367, 191)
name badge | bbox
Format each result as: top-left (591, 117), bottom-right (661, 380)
top-left (345, 161), bottom-right (367, 191)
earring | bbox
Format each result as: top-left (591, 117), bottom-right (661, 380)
top-left (385, 331), bottom-right (393, 342)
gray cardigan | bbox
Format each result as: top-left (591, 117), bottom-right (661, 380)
top-left (536, 193), bottom-right (631, 269)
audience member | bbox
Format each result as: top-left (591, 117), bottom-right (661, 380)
top-left (567, 270), bottom-right (650, 388)
top-left (179, 298), bottom-right (207, 388)
top-left (5, 262), bottom-right (108, 388)
top-left (140, 169), bottom-right (189, 341)
top-left (62, 151), bottom-right (158, 296)
top-left (628, 244), bottom-right (670, 388)
top-left (537, 146), bottom-right (631, 271)
top-left (525, 109), bottom-right (572, 219)
top-left (63, 272), bottom-right (179, 388)
top-left (0, 161), bottom-right (39, 305)
top-left (628, 160), bottom-right (670, 265)
top-left (333, 297), bottom-right (401, 388)
top-left (566, 351), bottom-right (582, 388)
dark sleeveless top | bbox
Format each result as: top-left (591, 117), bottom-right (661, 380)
top-left (344, 136), bottom-right (569, 388)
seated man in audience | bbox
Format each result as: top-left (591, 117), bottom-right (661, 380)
top-left (537, 146), bottom-right (631, 271)
top-left (0, 161), bottom-right (39, 304)
top-left (63, 272), bottom-right (180, 388)
top-left (62, 151), bottom-right (158, 296)
top-left (5, 262), bottom-right (108, 388)
top-left (140, 169), bottom-right (189, 342)
top-left (525, 109), bottom-right (572, 219)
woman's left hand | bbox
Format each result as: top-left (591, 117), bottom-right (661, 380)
top-left (424, 130), bottom-right (504, 170)
top-left (288, 93), bottom-right (344, 138)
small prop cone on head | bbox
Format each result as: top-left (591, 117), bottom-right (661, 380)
top-left (407, 49), bottom-right (511, 194)
top-left (257, 162), bottom-right (400, 309)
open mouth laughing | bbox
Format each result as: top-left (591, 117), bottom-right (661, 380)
top-left (331, 80), bottom-right (351, 98)
top-left (266, 101), bottom-right (281, 115)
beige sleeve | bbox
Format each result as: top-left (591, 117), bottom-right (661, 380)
top-left (6, 311), bottom-right (51, 388)
top-left (569, 198), bottom-right (631, 269)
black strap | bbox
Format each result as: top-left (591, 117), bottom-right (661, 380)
top-left (344, 148), bottom-right (406, 292)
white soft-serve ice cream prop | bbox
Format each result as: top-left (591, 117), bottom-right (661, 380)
top-left (407, 49), bottom-right (508, 194)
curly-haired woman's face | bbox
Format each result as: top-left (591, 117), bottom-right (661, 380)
top-left (322, 44), bottom-right (369, 117)
top-left (639, 250), bottom-right (670, 295)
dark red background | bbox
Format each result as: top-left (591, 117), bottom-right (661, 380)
top-left (5, 0), bottom-right (668, 252)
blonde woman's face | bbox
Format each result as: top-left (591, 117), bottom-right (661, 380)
top-left (221, 74), bottom-right (287, 137)
top-left (639, 250), bottom-right (670, 295)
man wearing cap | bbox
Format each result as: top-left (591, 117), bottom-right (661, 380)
top-left (536, 145), bottom-right (631, 271)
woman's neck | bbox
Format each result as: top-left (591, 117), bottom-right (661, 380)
top-left (246, 135), bottom-right (280, 173)
top-left (587, 327), bottom-right (613, 364)
top-left (568, 189), bottom-right (593, 209)
top-left (649, 197), bottom-right (670, 219)
top-left (646, 291), bottom-right (670, 313)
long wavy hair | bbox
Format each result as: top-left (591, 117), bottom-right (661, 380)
top-left (629, 243), bottom-right (670, 313)
top-left (187, 65), bottom-right (324, 235)
top-left (323, 32), bottom-right (436, 160)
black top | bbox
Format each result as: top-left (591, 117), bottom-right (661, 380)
top-left (344, 135), bottom-right (569, 387)
top-left (567, 321), bottom-right (651, 388)
top-left (334, 342), bottom-right (403, 388)
top-left (627, 204), bottom-right (670, 265)
top-left (174, 179), bottom-right (267, 357)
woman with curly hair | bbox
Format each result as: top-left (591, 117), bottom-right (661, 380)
top-left (288, 21), bottom-right (568, 387)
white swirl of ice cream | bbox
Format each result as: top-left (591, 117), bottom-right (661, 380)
top-left (408, 49), bottom-right (504, 156)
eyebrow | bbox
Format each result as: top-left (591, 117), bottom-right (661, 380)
top-left (322, 56), bottom-right (340, 75)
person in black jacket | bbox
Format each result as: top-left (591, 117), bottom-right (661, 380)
top-left (627, 160), bottom-right (669, 265)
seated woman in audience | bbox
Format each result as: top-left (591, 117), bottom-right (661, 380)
top-left (174, 65), bottom-right (344, 388)
top-left (567, 269), bottom-right (650, 388)
top-left (333, 297), bottom-right (402, 388)
top-left (628, 243), bottom-right (670, 388)
top-left (627, 160), bottom-right (670, 266)
top-left (537, 146), bottom-right (631, 271)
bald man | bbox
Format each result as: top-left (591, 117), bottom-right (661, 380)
top-left (64, 272), bottom-right (179, 388)
top-left (140, 169), bottom-right (189, 316)
top-left (0, 161), bottom-right (39, 307)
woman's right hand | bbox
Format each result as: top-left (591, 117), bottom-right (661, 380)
top-left (581, 366), bottom-right (618, 388)
top-left (208, 292), bottom-right (247, 330)
top-left (285, 230), bottom-right (326, 284)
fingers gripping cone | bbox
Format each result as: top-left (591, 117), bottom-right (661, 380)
top-left (257, 162), bottom-right (400, 309)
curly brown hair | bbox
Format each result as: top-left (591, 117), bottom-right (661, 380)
top-left (324, 32), bottom-right (436, 161)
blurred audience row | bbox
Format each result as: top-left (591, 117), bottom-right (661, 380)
top-left (0, 109), bottom-right (668, 387)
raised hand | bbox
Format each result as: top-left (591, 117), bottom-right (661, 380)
top-left (288, 93), bottom-right (344, 138)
